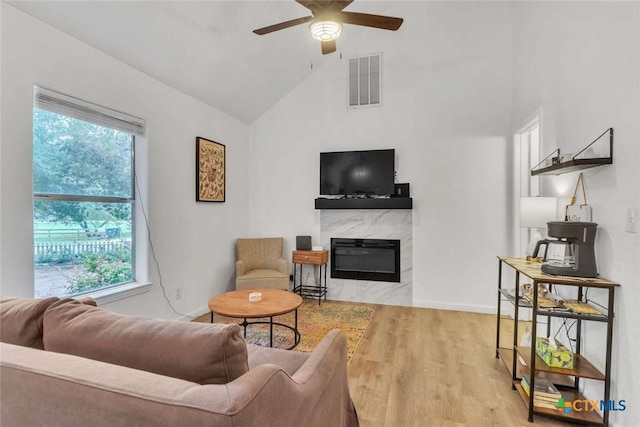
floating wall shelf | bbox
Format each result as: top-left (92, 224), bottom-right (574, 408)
top-left (531, 128), bottom-right (613, 176)
top-left (314, 197), bottom-right (413, 210)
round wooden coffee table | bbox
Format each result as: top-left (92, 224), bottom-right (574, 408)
top-left (208, 289), bottom-right (302, 349)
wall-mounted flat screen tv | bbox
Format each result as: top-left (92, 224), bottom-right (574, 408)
top-left (320, 149), bottom-right (395, 196)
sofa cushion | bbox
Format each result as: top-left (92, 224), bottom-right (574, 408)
top-left (0, 296), bottom-right (60, 349)
top-left (43, 300), bottom-right (249, 385)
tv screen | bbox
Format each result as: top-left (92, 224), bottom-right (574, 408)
top-left (320, 149), bottom-right (395, 196)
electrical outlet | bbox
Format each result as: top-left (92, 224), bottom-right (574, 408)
top-left (176, 287), bottom-right (182, 300)
top-left (626, 208), bottom-right (637, 233)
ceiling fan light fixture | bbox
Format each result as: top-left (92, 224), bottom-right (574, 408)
top-left (309, 20), bottom-right (342, 41)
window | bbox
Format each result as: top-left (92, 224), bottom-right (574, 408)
top-left (33, 87), bottom-right (144, 298)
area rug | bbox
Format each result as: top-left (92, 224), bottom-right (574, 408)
top-left (198, 299), bottom-right (375, 362)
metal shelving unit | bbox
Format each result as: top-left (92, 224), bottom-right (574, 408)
top-left (495, 256), bottom-right (619, 426)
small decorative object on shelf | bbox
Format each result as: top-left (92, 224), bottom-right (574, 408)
top-left (521, 374), bottom-right (562, 409)
top-left (562, 300), bottom-right (605, 316)
top-left (531, 128), bottom-right (613, 176)
top-left (535, 337), bottom-right (574, 369)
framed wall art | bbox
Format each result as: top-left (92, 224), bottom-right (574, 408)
top-left (196, 137), bottom-right (225, 202)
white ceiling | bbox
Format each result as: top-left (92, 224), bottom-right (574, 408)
top-left (8, 0), bottom-right (405, 124)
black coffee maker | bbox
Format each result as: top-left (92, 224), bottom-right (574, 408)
top-left (533, 221), bottom-right (598, 278)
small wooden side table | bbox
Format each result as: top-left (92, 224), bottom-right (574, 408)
top-left (292, 250), bottom-right (329, 305)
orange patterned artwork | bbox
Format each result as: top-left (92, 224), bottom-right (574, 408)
top-left (196, 137), bottom-right (225, 202)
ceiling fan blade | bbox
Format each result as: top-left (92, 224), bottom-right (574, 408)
top-left (331, 0), bottom-right (354, 12)
top-left (339, 11), bottom-right (404, 31)
top-left (321, 40), bottom-right (337, 55)
top-left (296, 0), bottom-right (353, 13)
top-left (295, 0), bottom-right (322, 13)
top-left (253, 16), bottom-right (313, 35)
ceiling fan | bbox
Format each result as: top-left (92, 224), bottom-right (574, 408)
top-left (253, 0), bottom-right (404, 55)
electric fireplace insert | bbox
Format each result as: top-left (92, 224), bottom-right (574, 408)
top-left (330, 238), bottom-right (400, 283)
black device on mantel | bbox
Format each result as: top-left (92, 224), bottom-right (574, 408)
top-left (392, 183), bottom-right (410, 198)
top-left (296, 236), bottom-right (312, 251)
top-left (534, 221), bottom-right (598, 278)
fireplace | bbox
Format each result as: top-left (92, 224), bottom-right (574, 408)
top-left (330, 238), bottom-right (400, 283)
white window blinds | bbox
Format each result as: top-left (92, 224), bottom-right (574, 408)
top-left (33, 86), bottom-right (146, 136)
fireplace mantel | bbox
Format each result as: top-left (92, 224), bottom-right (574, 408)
top-left (315, 198), bottom-right (412, 210)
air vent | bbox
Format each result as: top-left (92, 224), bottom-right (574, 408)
top-left (348, 53), bottom-right (382, 108)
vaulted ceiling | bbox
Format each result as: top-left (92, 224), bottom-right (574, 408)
top-left (9, 0), bottom-right (405, 124)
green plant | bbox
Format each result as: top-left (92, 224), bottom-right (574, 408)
top-left (66, 246), bottom-right (132, 295)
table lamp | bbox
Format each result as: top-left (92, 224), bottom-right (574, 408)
top-left (520, 197), bottom-right (557, 258)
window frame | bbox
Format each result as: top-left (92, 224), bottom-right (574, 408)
top-left (32, 86), bottom-right (143, 297)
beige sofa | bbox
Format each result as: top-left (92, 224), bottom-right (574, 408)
top-left (0, 297), bottom-right (359, 427)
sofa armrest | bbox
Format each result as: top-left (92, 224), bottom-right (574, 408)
top-left (225, 329), bottom-right (358, 427)
top-left (291, 329), bottom-right (346, 383)
top-left (275, 258), bottom-right (288, 275)
top-left (236, 260), bottom-right (247, 277)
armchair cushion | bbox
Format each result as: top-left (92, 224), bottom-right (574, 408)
top-left (237, 238), bottom-right (285, 271)
top-left (239, 269), bottom-right (287, 280)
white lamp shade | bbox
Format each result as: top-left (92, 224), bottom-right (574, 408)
top-left (309, 21), bottom-right (342, 41)
top-left (520, 197), bottom-right (557, 229)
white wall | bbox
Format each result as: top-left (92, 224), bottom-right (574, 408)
top-left (0, 3), bottom-right (250, 318)
top-left (249, 2), bottom-right (513, 312)
top-left (0, 0), bottom-right (3, 291)
top-left (511, 2), bottom-right (639, 426)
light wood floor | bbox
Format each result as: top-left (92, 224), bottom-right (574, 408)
top-left (348, 305), bottom-right (569, 427)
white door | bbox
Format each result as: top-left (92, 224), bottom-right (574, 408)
top-left (513, 112), bottom-right (542, 256)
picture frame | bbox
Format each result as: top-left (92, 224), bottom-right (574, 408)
top-left (196, 137), bottom-right (225, 202)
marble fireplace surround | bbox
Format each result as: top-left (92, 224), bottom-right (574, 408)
top-left (319, 210), bottom-right (412, 306)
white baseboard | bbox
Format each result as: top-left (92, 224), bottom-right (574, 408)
top-left (177, 305), bottom-right (210, 321)
top-left (412, 299), bottom-right (496, 315)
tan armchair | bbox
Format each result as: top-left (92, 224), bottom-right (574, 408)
top-left (236, 238), bottom-right (290, 290)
